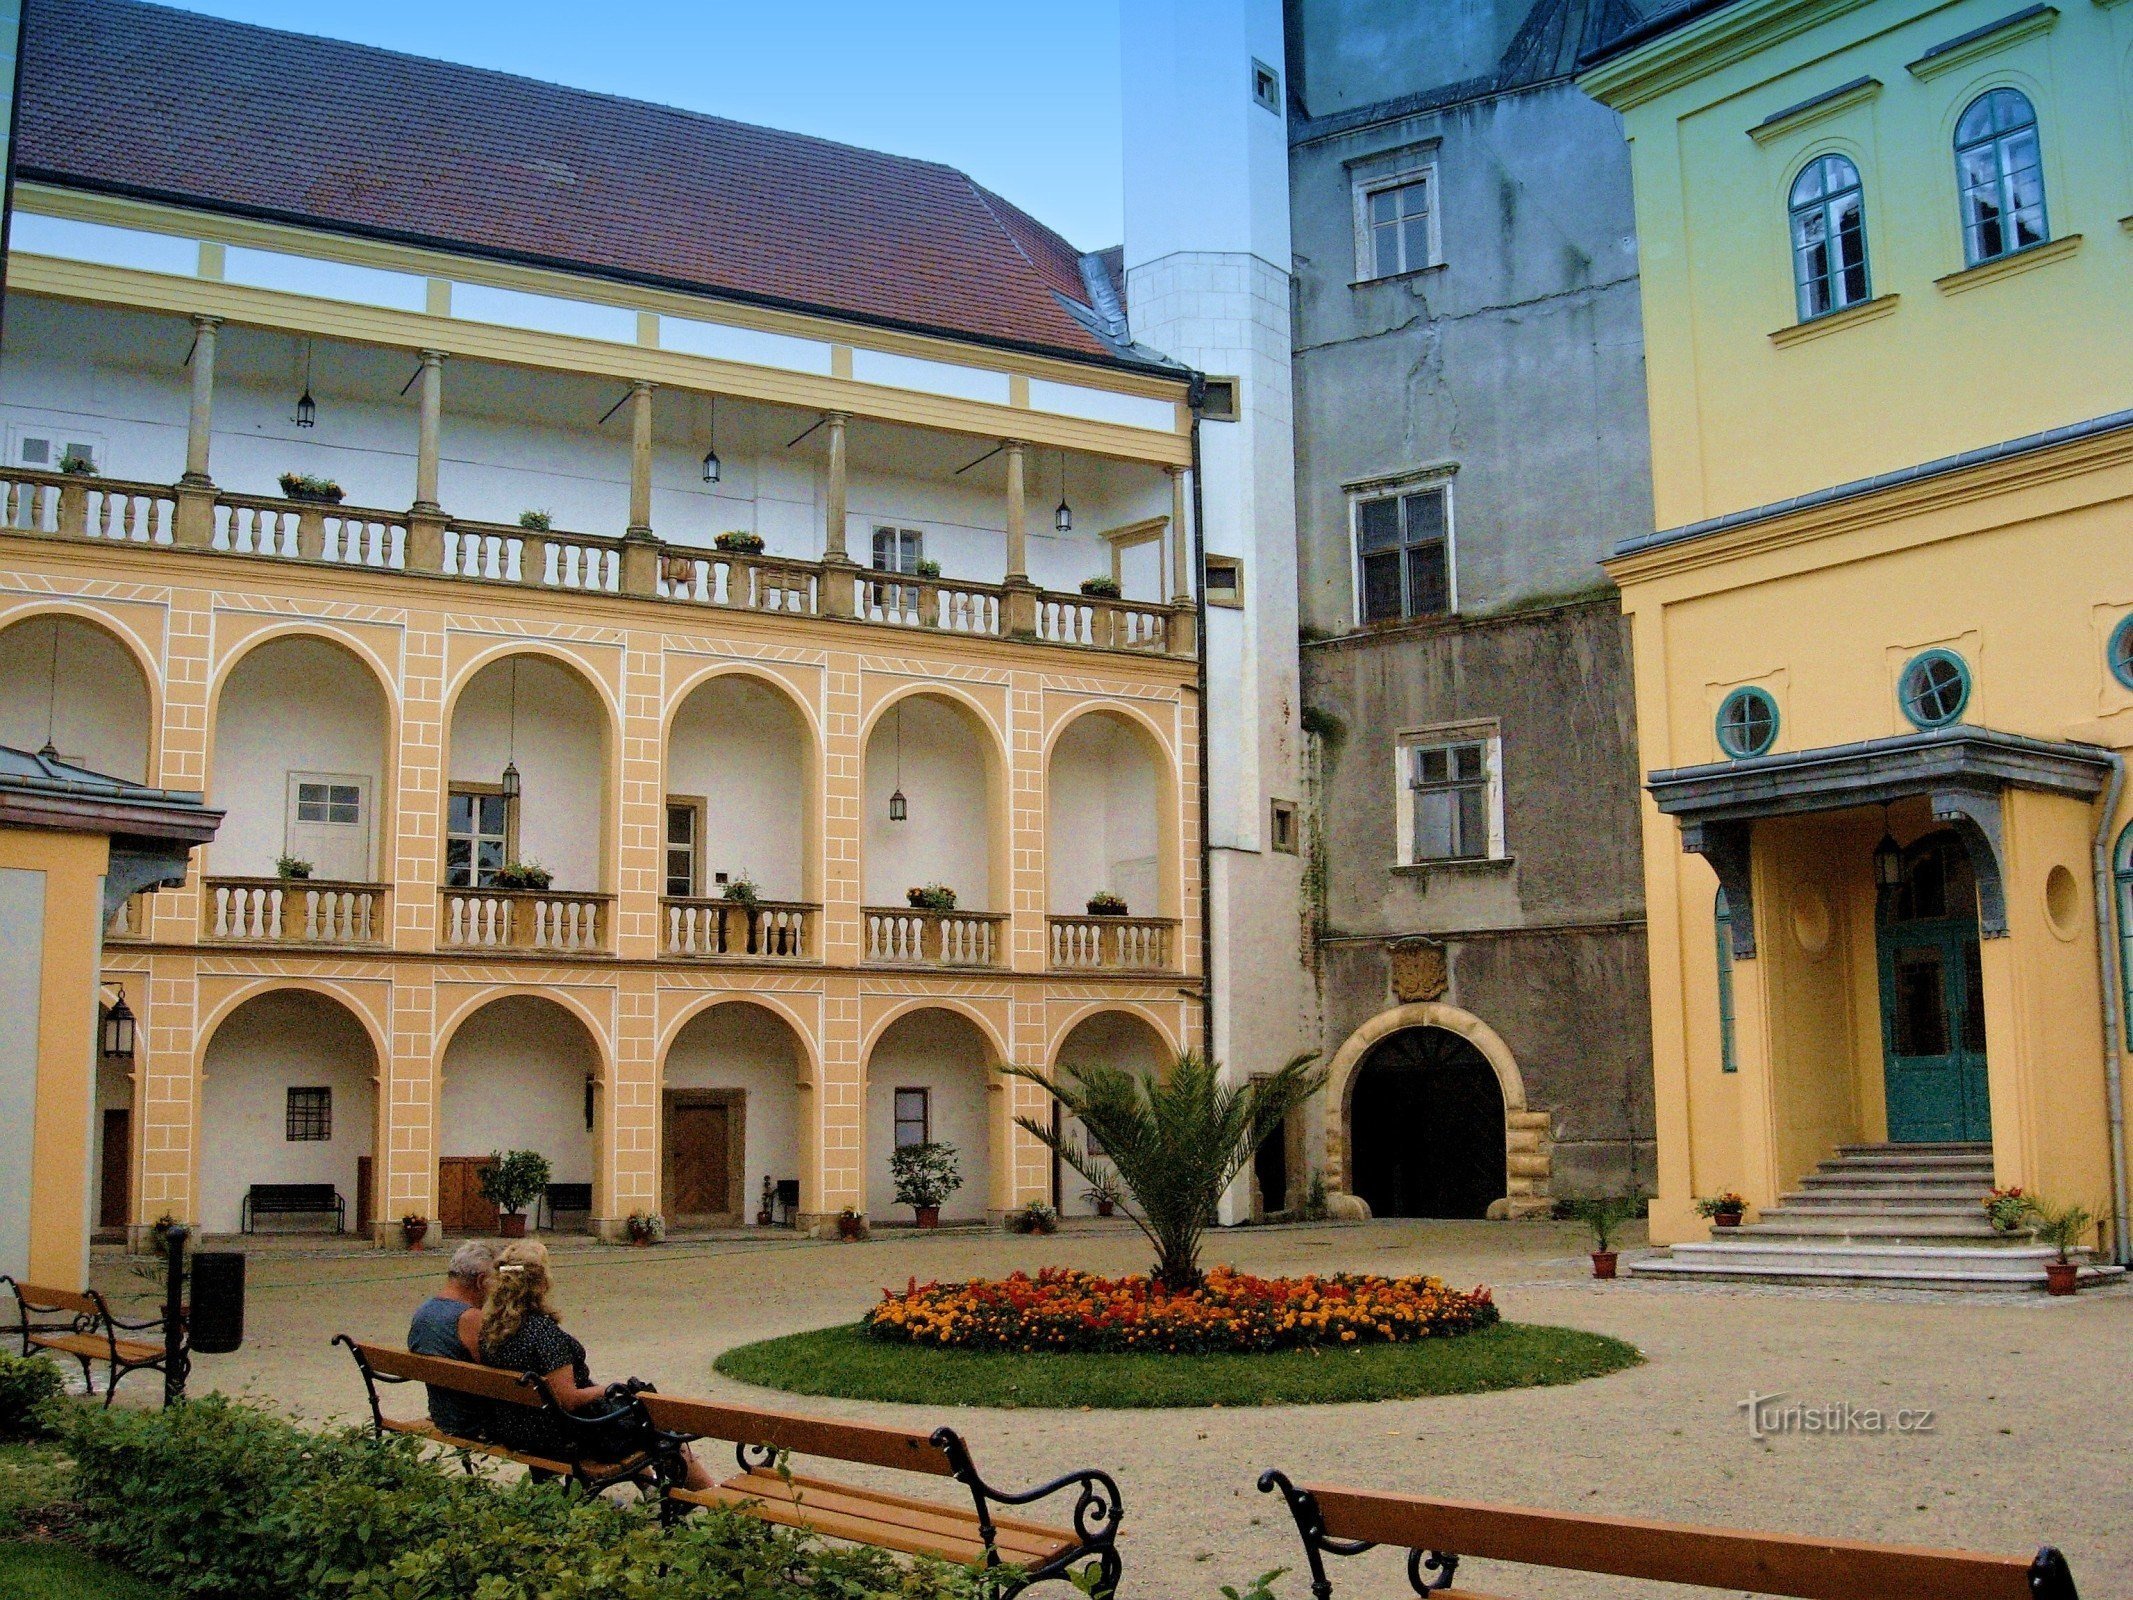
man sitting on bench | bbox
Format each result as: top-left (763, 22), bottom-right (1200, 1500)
top-left (477, 1242), bottom-right (714, 1490)
top-left (408, 1242), bottom-right (494, 1437)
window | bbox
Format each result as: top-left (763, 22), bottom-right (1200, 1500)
top-left (872, 526), bottom-right (922, 574)
top-left (285, 1086), bottom-right (332, 1142)
top-left (1251, 58), bottom-right (1281, 114)
top-left (1204, 554), bottom-right (1243, 608)
top-left (1355, 485), bottom-right (1451, 623)
top-left (295, 780), bottom-right (362, 826)
top-left (10, 430), bottom-right (102, 472)
top-left (1402, 736), bottom-right (1498, 863)
top-left (1199, 377), bottom-right (1239, 421)
top-left (1270, 799), bottom-right (1299, 854)
top-left (1789, 154), bottom-right (1870, 319)
top-left (1956, 88), bottom-right (2047, 266)
top-left (1364, 177), bottom-right (1432, 279)
top-left (665, 800), bottom-right (700, 898)
top-left (1714, 890), bottom-right (1738, 1074)
top-left (1715, 687), bottom-right (1781, 759)
top-left (445, 788), bottom-right (510, 887)
top-left (2109, 614), bottom-right (2133, 690)
top-left (893, 1088), bottom-right (930, 1148)
top-left (1898, 649), bottom-right (1971, 729)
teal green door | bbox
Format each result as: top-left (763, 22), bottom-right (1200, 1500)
top-left (1879, 918), bottom-right (1991, 1143)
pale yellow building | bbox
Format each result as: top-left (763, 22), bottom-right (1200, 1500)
top-left (2, 0), bottom-right (1208, 1245)
top-left (1584, 0), bottom-right (2133, 1270)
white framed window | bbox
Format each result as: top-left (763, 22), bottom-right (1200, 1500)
top-left (445, 786), bottom-right (510, 888)
top-left (1395, 726), bottom-right (1504, 866)
top-left (664, 798), bottom-right (702, 898)
top-left (1351, 478), bottom-right (1454, 624)
top-left (9, 425), bottom-right (106, 473)
top-left (1350, 151), bottom-right (1439, 282)
top-left (1251, 58), bottom-right (1281, 115)
top-left (285, 772), bottom-right (371, 882)
top-left (893, 1087), bottom-right (931, 1147)
top-left (872, 525), bottom-right (923, 574)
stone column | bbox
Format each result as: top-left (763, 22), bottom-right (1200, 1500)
top-left (173, 316), bottom-right (220, 547)
top-left (621, 381), bottom-right (659, 595)
top-left (1167, 465), bottom-right (1198, 656)
top-left (406, 351), bottom-right (450, 573)
top-left (820, 412), bottom-right (853, 617)
top-left (1003, 441), bottom-right (1029, 582)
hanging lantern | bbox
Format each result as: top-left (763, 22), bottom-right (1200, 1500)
top-left (1873, 828), bottom-right (1904, 891)
top-left (500, 760), bottom-right (522, 803)
top-left (888, 702), bottom-right (908, 821)
top-left (294, 339), bottom-right (317, 427)
top-left (500, 659), bottom-right (522, 802)
top-left (1053, 451), bottom-right (1072, 533)
top-left (102, 989), bottom-right (136, 1059)
top-left (889, 787), bottom-right (907, 823)
top-left (701, 396), bottom-right (722, 483)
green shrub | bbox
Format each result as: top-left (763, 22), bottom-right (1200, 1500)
top-left (53, 1395), bottom-right (991, 1600)
top-left (0, 1353), bottom-right (63, 1440)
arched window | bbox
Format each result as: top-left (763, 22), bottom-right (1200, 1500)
top-left (1715, 889), bottom-right (1738, 1074)
top-left (2116, 823), bottom-right (2133, 1033)
top-left (1789, 154), bottom-right (1869, 319)
top-left (1956, 89), bottom-right (2047, 266)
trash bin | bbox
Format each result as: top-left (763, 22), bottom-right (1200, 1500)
top-left (188, 1251), bottom-right (245, 1354)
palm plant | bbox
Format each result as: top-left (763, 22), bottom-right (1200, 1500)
top-left (1007, 1050), bottom-right (1324, 1290)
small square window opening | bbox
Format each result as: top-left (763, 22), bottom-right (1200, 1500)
top-left (286, 1086), bottom-right (332, 1142)
top-left (1200, 377), bottom-right (1239, 421)
top-left (1205, 555), bottom-right (1244, 609)
top-left (1251, 59), bottom-right (1281, 114)
top-left (1270, 799), bottom-right (1299, 854)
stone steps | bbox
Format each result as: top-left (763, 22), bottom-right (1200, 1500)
top-left (1630, 1245), bottom-right (2123, 1292)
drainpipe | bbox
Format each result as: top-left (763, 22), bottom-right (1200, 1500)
top-left (1188, 383), bottom-right (1214, 1058)
top-left (2088, 750), bottom-right (2130, 1265)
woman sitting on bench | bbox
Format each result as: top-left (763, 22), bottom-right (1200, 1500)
top-left (479, 1242), bottom-right (712, 1489)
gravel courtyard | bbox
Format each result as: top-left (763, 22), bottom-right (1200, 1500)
top-left (94, 1221), bottom-right (2133, 1600)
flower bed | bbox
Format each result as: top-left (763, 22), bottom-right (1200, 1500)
top-left (863, 1266), bottom-right (1498, 1355)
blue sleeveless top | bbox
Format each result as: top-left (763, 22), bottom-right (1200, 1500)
top-left (407, 1295), bottom-right (487, 1438)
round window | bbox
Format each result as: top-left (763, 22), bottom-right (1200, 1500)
top-left (1899, 650), bottom-right (1970, 729)
top-left (1715, 686), bottom-right (1780, 758)
top-left (2110, 614), bottom-right (2133, 691)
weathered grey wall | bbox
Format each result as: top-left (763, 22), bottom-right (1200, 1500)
top-left (1286, 1), bottom-right (1657, 1201)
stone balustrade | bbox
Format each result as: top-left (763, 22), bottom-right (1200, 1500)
top-left (1047, 914), bottom-right (1179, 971)
top-left (439, 886), bottom-right (611, 954)
top-left (105, 891), bottom-right (153, 942)
top-left (0, 467), bottom-right (1195, 658)
top-left (863, 906), bottom-right (1008, 968)
top-left (203, 877), bottom-right (388, 945)
top-left (661, 897), bottom-right (815, 960)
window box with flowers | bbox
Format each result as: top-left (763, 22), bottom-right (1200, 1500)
top-left (714, 530), bottom-right (765, 554)
top-left (906, 884), bottom-right (957, 912)
top-left (278, 472), bottom-right (345, 505)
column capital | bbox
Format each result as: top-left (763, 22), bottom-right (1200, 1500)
top-left (630, 376), bottom-right (656, 395)
top-left (189, 312), bottom-right (224, 332)
top-left (418, 347), bottom-right (449, 366)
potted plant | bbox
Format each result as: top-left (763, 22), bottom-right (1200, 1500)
top-left (278, 471), bottom-right (345, 504)
top-left (1983, 1185), bottom-right (2033, 1235)
top-left (1566, 1192), bottom-right (1641, 1279)
top-left (2029, 1196), bottom-right (2093, 1295)
top-left (625, 1211), bottom-right (665, 1247)
top-left (1695, 1191), bottom-right (1748, 1229)
top-left (889, 1140), bottom-right (962, 1228)
top-left (1084, 891), bottom-right (1130, 918)
top-left (1080, 1167), bottom-right (1124, 1219)
top-left (906, 883), bottom-right (957, 912)
top-left (757, 1175), bottom-right (775, 1228)
top-left (914, 557), bottom-right (942, 578)
top-left (400, 1213), bottom-right (430, 1250)
top-left (714, 530), bottom-right (765, 554)
top-left (836, 1206), bottom-right (866, 1241)
top-left (490, 861), bottom-right (553, 893)
top-left (58, 450), bottom-right (99, 477)
top-left (721, 875), bottom-right (760, 905)
top-left (477, 1149), bottom-right (551, 1239)
top-left (1012, 1200), bottom-right (1059, 1235)
top-left (517, 508), bottom-right (552, 531)
top-left (275, 854), bottom-right (314, 881)
top-left (1079, 574), bottom-right (1122, 598)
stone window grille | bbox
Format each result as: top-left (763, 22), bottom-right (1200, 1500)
top-left (286, 1086), bottom-right (332, 1142)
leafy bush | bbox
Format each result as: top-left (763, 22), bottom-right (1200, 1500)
top-left (52, 1394), bottom-right (989, 1600)
top-left (478, 1148), bottom-right (552, 1216)
top-left (0, 1354), bottom-right (63, 1440)
top-left (889, 1142), bottom-right (962, 1211)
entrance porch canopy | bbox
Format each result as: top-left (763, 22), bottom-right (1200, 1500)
top-left (1647, 725), bottom-right (2113, 958)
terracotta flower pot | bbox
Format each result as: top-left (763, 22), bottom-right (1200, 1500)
top-left (1096, 1200), bottom-right (1115, 1218)
top-left (2045, 1260), bottom-right (2079, 1296)
top-left (1591, 1250), bottom-right (1618, 1280)
top-left (915, 1205), bottom-right (941, 1229)
top-left (401, 1218), bottom-right (428, 1250)
top-left (1714, 1211), bottom-right (1743, 1229)
top-left (498, 1212), bottom-right (527, 1239)
top-left (837, 1215), bottom-right (865, 1241)
top-left (756, 1209), bottom-right (772, 1227)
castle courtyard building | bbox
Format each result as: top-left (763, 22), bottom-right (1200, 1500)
top-left (2, 0), bottom-right (1208, 1244)
top-left (1585, 0), bottom-right (2133, 1272)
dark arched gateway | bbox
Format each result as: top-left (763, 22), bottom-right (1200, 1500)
top-left (1348, 1026), bottom-right (1506, 1218)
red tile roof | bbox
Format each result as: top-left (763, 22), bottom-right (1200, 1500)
top-left (17, 0), bottom-right (1154, 371)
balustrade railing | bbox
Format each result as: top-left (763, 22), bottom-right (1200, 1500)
top-left (204, 877), bottom-right (388, 945)
top-left (863, 906), bottom-right (1007, 968)
top-left (661, 897), bottom-right (815, 960)
top-left (438, 886), bottom-right (610, 954)
top-left (0, 468), bottom-right (1192, 657)
top-left (105, 891), bottom-right (152, 941)
top-left (1048, 914), bottom-right (1177, 971)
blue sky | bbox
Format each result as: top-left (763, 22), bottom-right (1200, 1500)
top-left (176, 1), bottom-right (1128, 248)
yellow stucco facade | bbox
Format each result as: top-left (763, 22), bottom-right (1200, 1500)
top-left (1587, 0), bottom-right (2133, 1249)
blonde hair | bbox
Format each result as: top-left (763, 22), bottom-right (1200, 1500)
top-left (479, 1239), bottom-right (558, 1359)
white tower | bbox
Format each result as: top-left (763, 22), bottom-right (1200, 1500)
top-left (1122, 0), bottom-right (1315, 1216)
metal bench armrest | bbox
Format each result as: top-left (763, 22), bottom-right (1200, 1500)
top-left (931, 1426), bottom-right (1123, 1597)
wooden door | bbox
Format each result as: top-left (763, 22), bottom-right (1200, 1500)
top-left (98, 1109), bottom-right (131, 1230)
top-left (667, 1100), bottom-right (733, 1220)
top-left (356, 1156), bottom-right (374, 1237)
top-left (438, 1156), bottom-right (499, 1234)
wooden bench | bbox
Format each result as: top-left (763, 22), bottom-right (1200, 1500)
top-left (539, 1182), bottom-right (594, 1232)
top-left (1255, 1473), bottom-right (2078, 1600)
top-left (335, 1336), bottom-right (659, 1495)
top-left (638, 1393), bottom-right (1122, 1596)
top-left (242, 1182), bottom-right (345, 1233)
top-left (2, 1277), bottom-right (170, 1406)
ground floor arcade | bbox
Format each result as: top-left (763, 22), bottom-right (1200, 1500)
top-left (93, 949), bottom-right (1191, 1244)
